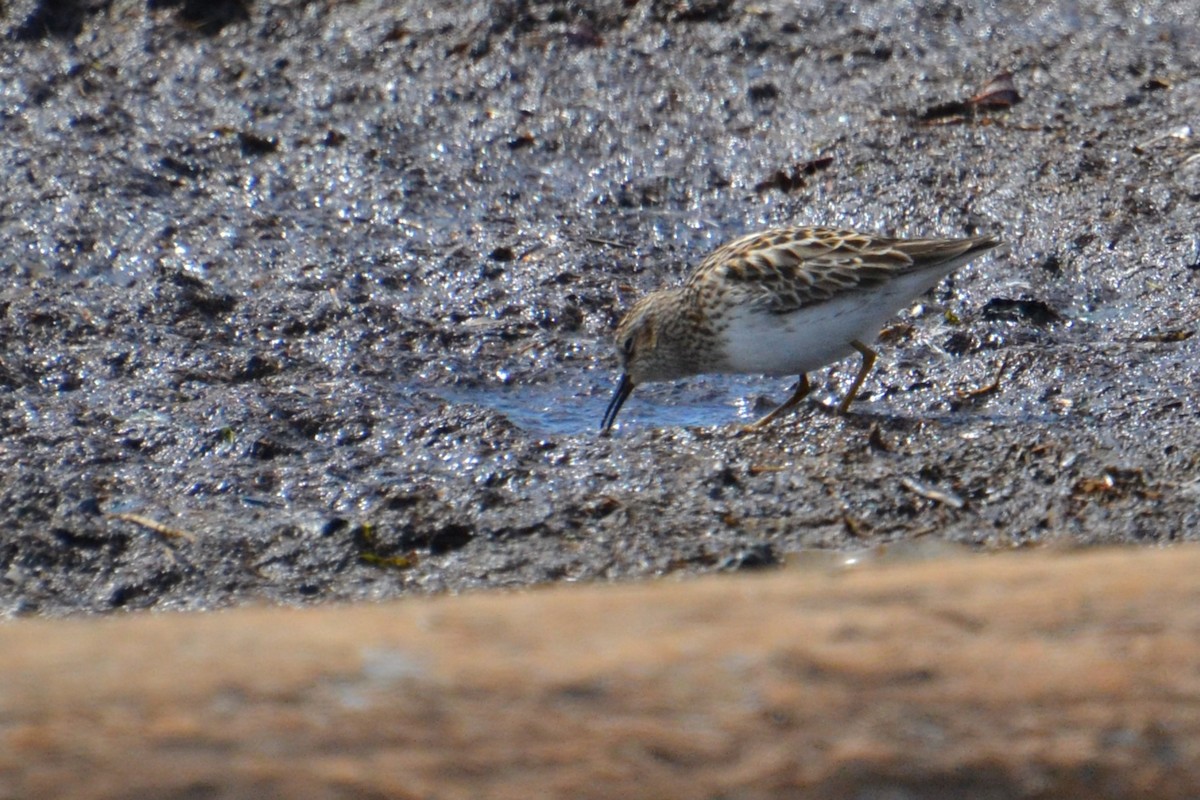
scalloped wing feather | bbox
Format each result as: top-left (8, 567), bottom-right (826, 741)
top-left (686, 226), bottom-right (998, 314)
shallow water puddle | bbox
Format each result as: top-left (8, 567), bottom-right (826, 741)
top-left (431, 376), bottom-right (809, 436)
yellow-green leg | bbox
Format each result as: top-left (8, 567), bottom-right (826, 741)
top-left (744, 374), bottom-right (812, 430)
top-left (837, 339), bottom-right (877, 414)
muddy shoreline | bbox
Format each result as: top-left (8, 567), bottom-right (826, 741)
top-left (1, 0), bottom-right (1198, 615)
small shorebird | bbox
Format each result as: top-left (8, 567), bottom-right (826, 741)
top-left (601, 226), bottom-right (1002, 431)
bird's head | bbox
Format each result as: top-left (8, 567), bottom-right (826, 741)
top-left (601, 292), bottom-right (687, 431)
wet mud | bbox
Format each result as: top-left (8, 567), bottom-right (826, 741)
top-left (1, 0), bottom-right (1198, 615)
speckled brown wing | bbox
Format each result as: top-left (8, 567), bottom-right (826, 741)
top-left (685, 226), bottom-right (994, 315)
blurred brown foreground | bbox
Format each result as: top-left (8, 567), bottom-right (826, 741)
top-left (3, 546), bottom-right (1199, 800)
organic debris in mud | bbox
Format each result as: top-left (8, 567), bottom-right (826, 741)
top-left (981, 298), bottom-right (1064, 326)
top-left (355, 523), bottom-right (420, 570)
top-left (106, 512), bottom-right (196, 544)
top-left (900, 477), bottom-right (966, 510)
top-left (1071, 468), bottom-right (1163, 506)
top-left (754, 156), bottom-right (835, 194)
top-left (920, 71), bottom-right (1023, 123)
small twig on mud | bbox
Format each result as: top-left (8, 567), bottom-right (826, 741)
top-left (1131, 124), bottom-right (1190, 154)
top-left (900, 477), bottom-right (966, 510)
top-left (842, 508), bottom-right (869, 538)
top-left (585, 237), bottom-right (633, 249)
top-left (107, 512), bottom-right (196, 543)
top-left (519, 242), bottom-right (547, 260)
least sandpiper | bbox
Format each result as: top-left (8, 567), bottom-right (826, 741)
top-left (601, 226), bottom-right (1002, 431)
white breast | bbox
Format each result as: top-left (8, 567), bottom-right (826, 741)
top-left (716, 270), bottom-right (951, 377)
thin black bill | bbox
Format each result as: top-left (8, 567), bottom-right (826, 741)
top-left (600, 373), bottom-right (634, 432)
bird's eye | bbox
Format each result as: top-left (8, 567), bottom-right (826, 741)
top-left (621, 336), bottom-right (635, 355)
